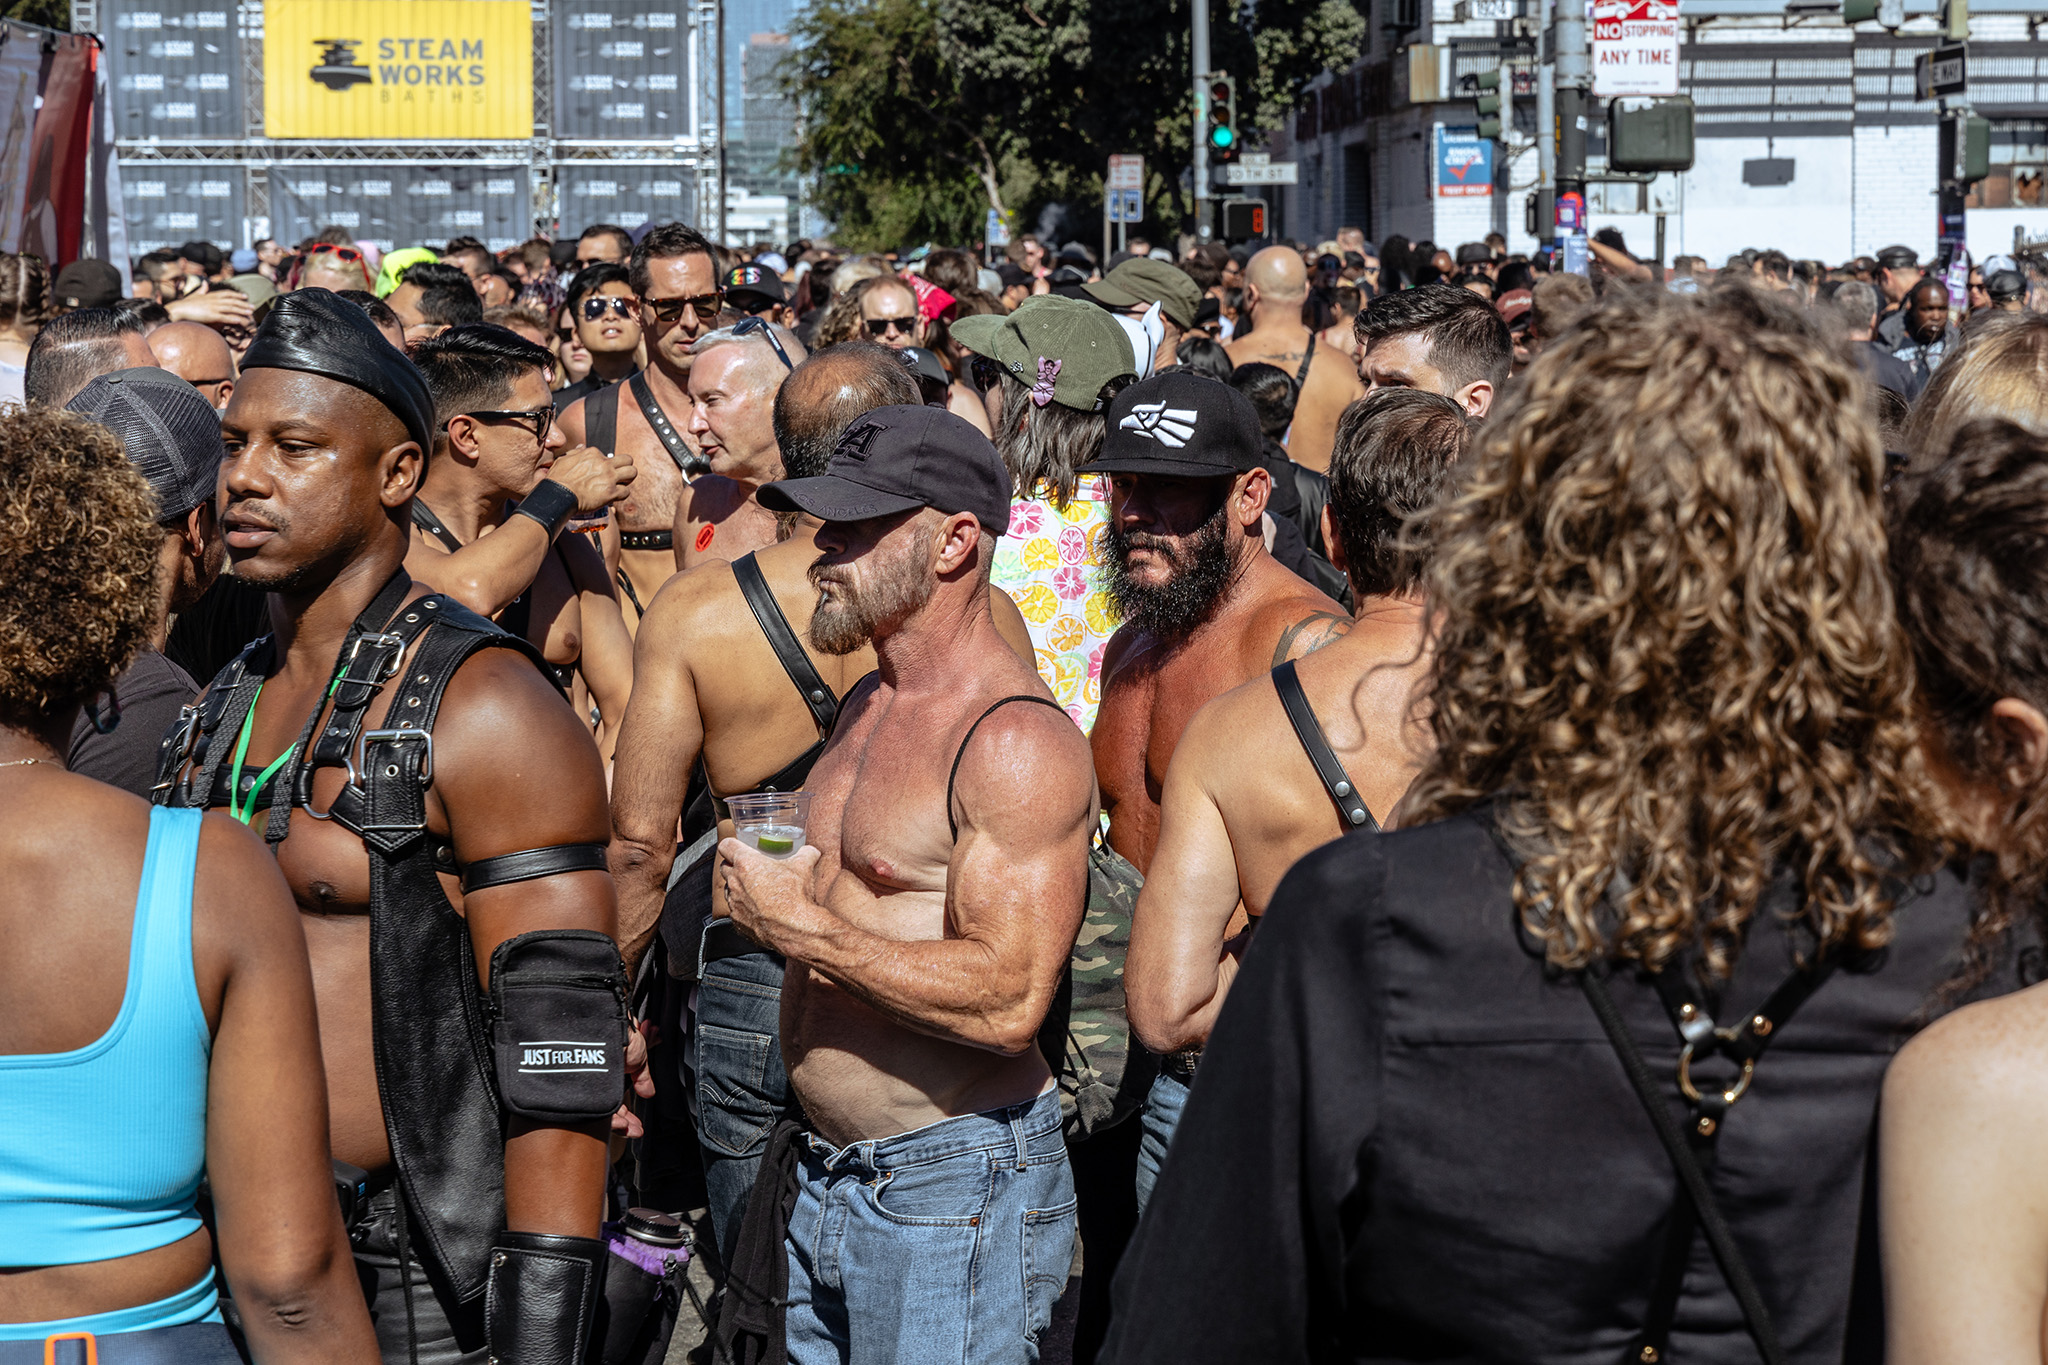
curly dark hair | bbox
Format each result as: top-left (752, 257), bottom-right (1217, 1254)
top-left (1402, 283), bottom-right (1933, 976)
top-left (0, 408), bottom-right (160, 731)
top-left (1890, 418), bottom-right (2048, 979)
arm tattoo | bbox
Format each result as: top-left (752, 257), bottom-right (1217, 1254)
top-left (1272, 611), bottom-right (1353, 666)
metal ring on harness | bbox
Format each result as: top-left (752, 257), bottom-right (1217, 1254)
top-left (1677, 1042), bottom-right (1755, 1107)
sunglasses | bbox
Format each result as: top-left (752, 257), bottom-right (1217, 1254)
top-left (451, 403), bottom-right (556, 442)
top-left (732, 315), bottom-right (793, 371)
top-left (733, 294), bottom-right (779, 316)
top-left (309, 243), bottom-right (364, 264)
top-left (580, 295), bottom-right (638, 321)
top-left (645, 292), bottom-right (723, 324)
top-left (970, 354), bottom-right (1007, 392)
top-left (864, 315), bottom-right (918, 338)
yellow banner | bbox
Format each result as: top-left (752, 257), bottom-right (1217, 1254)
top-left (264, 0), bottom-right (533, 139)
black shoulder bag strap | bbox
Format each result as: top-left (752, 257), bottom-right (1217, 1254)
top-left (732, 552), bottom-right (838, 736)
top-left (584, 379), bottom-right (621, 456)
top-left (946, 695), bottom-right (1067, 842)
top-left (1294, 330), bottom-right (1316, 386)
top-left (629, 370), bottom-right (697, 474)
top-left (1272, 660), bottom-right (1376, 832)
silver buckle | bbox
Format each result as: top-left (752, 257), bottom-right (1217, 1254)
top-left (344, 631), bottom-right (409, 685)
top-left (354, 728), bottom-right (434, 788)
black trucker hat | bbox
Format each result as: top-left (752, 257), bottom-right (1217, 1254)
top-left (1080, 371), bottom-right (1264, 479)
top-left (758, 404), bottom-right (1014, 535)
top-left (65, 366), bottom-right (227, 522)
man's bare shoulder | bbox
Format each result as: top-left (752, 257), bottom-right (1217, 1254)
top-left (1305, 343), bottom-right (1367, 397)
top-left (952, 688), bottom-right (1096, 821)
top-left (1225, 331), bottom-right (1303, 369)
top-left (557, 393), bottom-right (591, 443)
top-left (1237, 569), bottom-right (1351, 667)
top-left (1176, 668), bottom-right (1294, 788)
top-left (680, 474), bottom-right (748, 526)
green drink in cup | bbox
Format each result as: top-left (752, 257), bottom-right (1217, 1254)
top-left (728, 791), bottom-right (812, 861)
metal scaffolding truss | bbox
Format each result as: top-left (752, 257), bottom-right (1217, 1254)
top-left (111, 0), bottom-right (724, 236)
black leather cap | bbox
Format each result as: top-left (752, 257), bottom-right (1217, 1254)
top-left (239, 287), bottom-right (435, 453)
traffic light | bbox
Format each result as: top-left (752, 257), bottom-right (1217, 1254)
top-left (1608, 97), bottom-right (1696, 172)
top-left (1221, 197), bottom-right (1266, 242)
top-left (1473, 68), bottom-right (1502, 142)
top-left (1205, 72), bottom-right (1240, 164)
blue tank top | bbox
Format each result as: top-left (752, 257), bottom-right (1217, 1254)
top-left (0, 806), bottom-right (211, 1266)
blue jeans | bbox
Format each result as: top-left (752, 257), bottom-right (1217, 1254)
top-left (694, 943), bottom-right (798, 1269)
top-left (1133, 1068), bottom-right (1190, 1216)
top-left (785, 1087), bottom-right (1076, 1365)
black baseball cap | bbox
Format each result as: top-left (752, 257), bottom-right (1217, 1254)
top-left (53, 259), bottom-right (122, 310)
top-left (723, 262), bottom-right (787, 304)
top-left (758, 404), bottom-right (1013, 535)
top-left (1080, 371), bottom-right (1263, 479)
top-left (1876, 245), bottom-right (1919, 271)
top-left (65, 366), bottom-right (227, 522)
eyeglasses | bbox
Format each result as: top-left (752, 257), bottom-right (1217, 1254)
top-left (645, 292), bottom-right (723, 324)
top-left (580, 295), bottom-right (638, 321)
top-left (733, 294), bottom-right (779, 316)
top-left (452, 403), bottom-right (556, 442)
top-left (309, 243), bottom-right (364, 264)
top-left (970, 354), bottom-right (1007, 392)
top-left (733, 315), bottom-right (794, 371)
top-left (864, 315), bottom-right (919, 338)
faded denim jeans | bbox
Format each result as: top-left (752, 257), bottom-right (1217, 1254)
top-left (784, 1086), bottom-right (1075, 1365)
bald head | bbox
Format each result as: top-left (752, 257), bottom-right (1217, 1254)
top-left (1246, 246), bottom-right (1308, 303)
top-left (149, 321), bottom-right (237, 408)
top-left (772, 340), bottom-right (921, 480)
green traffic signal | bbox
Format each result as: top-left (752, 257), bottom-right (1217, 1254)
top-left (1210, 125), bottom-right (1236, 150)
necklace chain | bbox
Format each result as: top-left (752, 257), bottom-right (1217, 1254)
top-left (0, 757), bottom-right (48, 769)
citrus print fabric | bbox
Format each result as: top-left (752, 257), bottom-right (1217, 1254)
top-left (992, 475), bottom-right (1120, 732)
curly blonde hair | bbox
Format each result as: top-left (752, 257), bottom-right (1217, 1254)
top-left (1402, 283), bottom-right (1932, 976)
top-left (0, 408), bottom-right (160, 730)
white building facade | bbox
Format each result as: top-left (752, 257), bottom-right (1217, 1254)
top-left (1267, 0), bottom-right (2048, 264)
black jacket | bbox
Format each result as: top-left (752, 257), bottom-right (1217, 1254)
top-left (1103, 806), bottom-right (2022, 1364)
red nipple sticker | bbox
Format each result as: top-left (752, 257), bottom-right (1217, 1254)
top-left (695, 524), bottom-right (716, 553)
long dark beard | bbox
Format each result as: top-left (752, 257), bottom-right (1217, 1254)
top-left (1102, 501), bottom-right (1234, 641)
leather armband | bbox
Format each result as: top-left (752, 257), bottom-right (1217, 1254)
top-left (488, 929), bottom-right (628, 1124)
top-left (486, 1229), bottom-right (608, 1364)
top-left (511, 479), bottom-right (580, 541)
top-left (462, 842), bottom-right (610, 895)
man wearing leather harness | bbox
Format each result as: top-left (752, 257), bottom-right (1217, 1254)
top-left (716, 405), bottom-right (1096, 1364)
top-left (607, 344), bottom-right (921, 1270)
top-left (1224, 246), bottom-right (1364, 473)
top-left (403, 324), bottom-right (637, 757)
top-left (558, 222), bottom-right (722, 630)
top-left (1122, 388), bottom-right (1470, 1209)
top-left (152, 290), bottom-right (627, 1365)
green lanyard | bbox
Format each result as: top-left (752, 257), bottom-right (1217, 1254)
top-left (225, 676), bottom-right (344, 826)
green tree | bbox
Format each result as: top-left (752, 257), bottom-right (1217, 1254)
top-left (786, 0), bottom-right (1365, 249)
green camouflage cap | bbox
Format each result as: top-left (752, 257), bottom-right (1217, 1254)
top-left (950, 294), bottom-right (1137, 413)
top-left (1084, 257), bottom-right (1203, 331)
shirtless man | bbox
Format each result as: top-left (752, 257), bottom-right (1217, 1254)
top-left (672, 321), bottom-right (807, 574)
top-left (1088, 371), bottom-right (1352, 879)
top-left (149, 319), bottom-right (237, 409)
top-left (153, 290), bottom-right (626, 1364)
top-left (1225, 246), bottom-right (1363, 472)
top-left (403, 324), bottom-right (638, 755)
top-left (1123, 389), bottom-right (1470, 1209)
top-left (610, 344), bottom-right (920, 1265)
top-left (717, 405), bottom-right (1096, 1364)
top-left (558, 223), bottom-right (722, 627)
top-left (1355, 282), bottom-right (1512, 418)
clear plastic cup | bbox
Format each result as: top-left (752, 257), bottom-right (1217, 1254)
top-left (727, 791), bottom-right (811, 860)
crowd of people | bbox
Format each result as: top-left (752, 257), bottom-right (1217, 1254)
top-left (4, 209), bottom-right (2048, 1365)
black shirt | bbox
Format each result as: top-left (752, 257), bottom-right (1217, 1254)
top-left (1102, 806), bottom-right (2018, 1365)
top-left (68, 649), bottom-right (199, 798)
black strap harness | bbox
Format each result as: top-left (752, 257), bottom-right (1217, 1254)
top-left (153, 568), bottom-right (604, 1304)
top-left (946, 695), bottom-right (1066, 842)
top-left (1271, 659), bottom-right (1377, 832)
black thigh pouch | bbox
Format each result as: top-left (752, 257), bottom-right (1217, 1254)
top-left (489, 929), bottom-right (630, 1124)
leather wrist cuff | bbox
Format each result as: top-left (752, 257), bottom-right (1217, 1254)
top-left (486, 1229), bottom-right (608, 1364)
top-left (511, 479), bottom-right (579, 541)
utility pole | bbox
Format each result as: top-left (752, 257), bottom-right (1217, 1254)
top-left (1192, 0), bottom-right (1211, 241)
top-left (1536, 0), bottom-right (1556, 244)
top-left (716, 0), bottom-right (728, 244)
top-left (1553, 0), bottom-right (1589, 266)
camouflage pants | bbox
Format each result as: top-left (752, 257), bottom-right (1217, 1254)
top-left (1040, 840), bottom-right (1158, 1144)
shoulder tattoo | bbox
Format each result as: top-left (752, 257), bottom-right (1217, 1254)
top-left (1272, 610), bottom-right (1353, 666)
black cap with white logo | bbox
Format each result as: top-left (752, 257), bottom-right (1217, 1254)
top-left (1080, 371), bottom-right (1263, 479)
top-left (758, 404), bottom-right (1013, 535)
